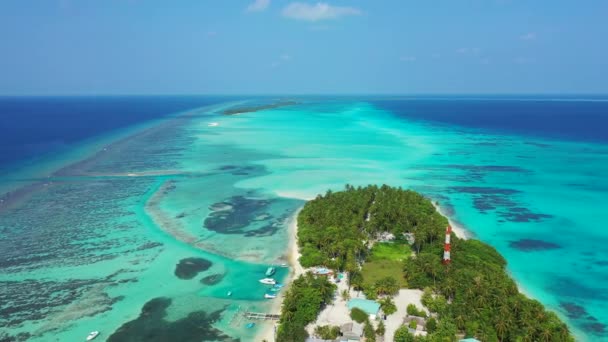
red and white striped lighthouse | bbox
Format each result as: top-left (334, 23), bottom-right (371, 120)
top-left (443, 225), bottom-right (452, 264)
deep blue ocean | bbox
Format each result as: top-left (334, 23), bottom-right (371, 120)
top-left (3, 96), bottom-right (606, 170)
top-left (0, 96), bottom-right (223, 168)
top-left (373, 96), bottom-right (608, 143)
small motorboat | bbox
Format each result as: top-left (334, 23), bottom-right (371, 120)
top-left (265, 267), bottom-right (276, 276)
top-left (86, 331), bottom-right (99, 341)
top-left (246, 322), bottom-right (256, 329)
top-left (269, 287), bottom-right (280, 292)
top-left (273, 283), bottom-right (284, 288)
top-left (264, 293), bottom-right (277, 299)
top-left (259, 278), bottom-right (276, 285)
top-left (280, 263), bottom-right (289, 268)
top-left (207, 122), bottom-right (219, 127)
top-left (227, 291), bottom-right (232, 296)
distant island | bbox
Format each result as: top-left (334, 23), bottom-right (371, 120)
top-left (275, 185), bottom-right (573, 342)
top-left (222, 100), bottom-right (298, 115)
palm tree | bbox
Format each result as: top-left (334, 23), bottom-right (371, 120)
top-left (495, 319), bottom-right (508, 342)
top-left (375, 277), bottom-right (398, 296)
top-left (348, 271), bottom-right (363, 291)
top-left (539, 326), bottom-right (553, 342)
top-left (455, 314), bottom-right (466, 330)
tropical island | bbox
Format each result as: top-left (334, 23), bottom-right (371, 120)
top-left (275, 184), bottom-right (573, 342)
top-left (222, 100), bottom-right (298, 115)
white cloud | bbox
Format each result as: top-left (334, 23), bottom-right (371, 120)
top-left (520, 32), bottom-right (537, 40)
top-left (400, 56), bottom-right (416, 62)
top-left (282, 2), bottom-right (361, 21)
top-left (247, 0), bottom-right (270, 12)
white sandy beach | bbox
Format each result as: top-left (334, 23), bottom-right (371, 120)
top-left (256, 208), bottom-right (305, 341)
top-left (431, 201), bottom-right (469, 240)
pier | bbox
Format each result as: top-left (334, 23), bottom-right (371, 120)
top-left (244, 312), bottom-right (281, 320)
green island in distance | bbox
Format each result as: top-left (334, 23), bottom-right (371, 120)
top-left (221, 100), bottom-right (298, 115)
top-left (276, 184), bottom-right (573, 342)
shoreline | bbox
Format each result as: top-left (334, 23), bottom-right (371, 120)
top-left (256, 207), bottom-right (305, 342)
top-left (431, 201), bottom-right (470, 240)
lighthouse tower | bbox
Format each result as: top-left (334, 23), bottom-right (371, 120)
top-left (443, 225), bottom-right (452, 264)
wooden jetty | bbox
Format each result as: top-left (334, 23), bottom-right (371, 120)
top-left (244, 312), bottom-right (280, 320)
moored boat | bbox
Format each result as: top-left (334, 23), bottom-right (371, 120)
top-left (86, 331), bottom-right (99, 341)
top-left (259, 278), bottom-right (276, 285)
top-left (265, 267), bottom-right (275, 276)
top-left (264, 293), bottom-right (277, 299)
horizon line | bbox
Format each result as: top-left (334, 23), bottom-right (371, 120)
top-left (1, 93), bottom-right (608, 97)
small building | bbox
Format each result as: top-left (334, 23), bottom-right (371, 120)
top-left (403, 316), bottom-right (427, 335)
top-left (377, 232), bottom-right (395, 242)
top-left (403, 232), bottom-right (415, 245)
top-left (312, 267), bottom-right (334, 276)
top-left (340, 322), bottom-right (364, 341)
top-left (347, 299), bottom-right (381, 320)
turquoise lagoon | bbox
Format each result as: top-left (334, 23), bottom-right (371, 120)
top-left (1, 98), bottom-right (607, 341)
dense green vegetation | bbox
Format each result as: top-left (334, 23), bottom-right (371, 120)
top-left (294, 184), bottom-right (573, 342)
top-left (313, 325), bottom-right (340, 340)
top-left (276, 273), bottom-right (335, 341)
top-left (298, 184), bottom-right (443, 269)
top-left (406, 237), bottom-right (574, 341)
top-left (407, 303), bottom-right (427, 317)
top-left (350, 307), bottom-right (368, 324)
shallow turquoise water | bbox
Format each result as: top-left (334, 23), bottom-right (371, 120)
top-left (1, 99), bottom-right (606, 341)
top-left (194, 100), bottom-right (607, 340)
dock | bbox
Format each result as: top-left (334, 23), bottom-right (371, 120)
top-left (244, 312), bottom-right (281, 320)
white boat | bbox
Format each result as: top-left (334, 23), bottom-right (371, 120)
top-left (265, 267), bottom-right (275, 276)
top-left (227, 291), bottom-right (232, 296)
top-left (86, 331), bottom-right (99, 341)
top-left (280, 263), bottom-right (289, 268)
top-left (264, 293), bottom-right (277, 299)
top-left (207, 122), bottom-right (219, 127)
top-left (259, 278), bottom-right (276, 285)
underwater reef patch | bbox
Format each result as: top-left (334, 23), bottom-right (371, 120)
top-left (174, 258), bottom-right (212, 280)
top-left (560, 302), bottom-right (608, 336)
top-left (204, 196), bottom-right (273, 234)
top-left (107, 297), bottom-right (238, 342)
top-left (449, 186), bottom-right (552, 222)
top-left (561, 302), bottom-right (588, 319)
top-left (509, 239), bottom-right (560, 251)
top-left (0, 278), bottom-right (122, 328)
top-left (200, 273), bottom-right (225, 285)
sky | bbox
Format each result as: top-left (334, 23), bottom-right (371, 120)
top-left (0, 0), bottom-right (607, 95)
